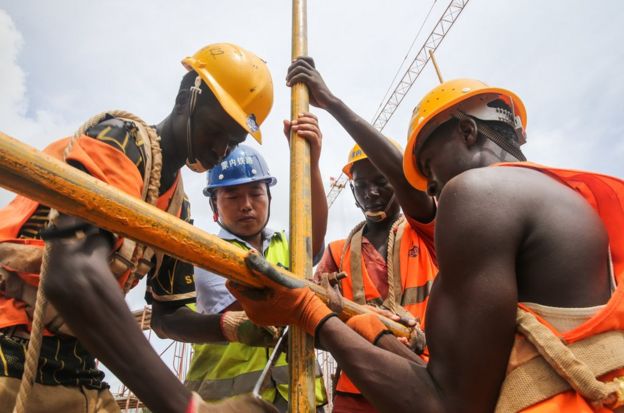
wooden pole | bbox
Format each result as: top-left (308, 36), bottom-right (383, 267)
top-left (289, 0), bottom-right (317, 411)
top-left (429, 49), bottom-right (444, 84)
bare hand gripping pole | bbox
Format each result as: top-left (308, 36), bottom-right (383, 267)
top-left (0, 131), bottom-right (411, 338)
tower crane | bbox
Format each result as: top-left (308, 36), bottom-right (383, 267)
top-left (326, 0), bottom-right (470, 208)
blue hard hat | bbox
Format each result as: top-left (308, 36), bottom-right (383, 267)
top-left (203, 145), bottom-right (277, 196)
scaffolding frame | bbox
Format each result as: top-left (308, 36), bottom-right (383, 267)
top-left (113, 307), bottom-right (193, 412)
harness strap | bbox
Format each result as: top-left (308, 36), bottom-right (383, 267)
top-left (349, 225), bottom-right (367, 305)
top-left (345, 218), bottom-right (409, 313)
top-left (151, 177), bottom-right (186, 277)
top-left (383, 217), bottom-right (406, 312)
top-left (495, 309), bottom-right (624, 412)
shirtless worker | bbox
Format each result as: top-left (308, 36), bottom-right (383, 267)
top-left (153, 116), bottom-right (328, 411)
top-left (0, 43), bottom-right (277, 413)
top-left (228, 77), bottom-right (624, 412)
top-left (286, 58), bottom-right (437, 412)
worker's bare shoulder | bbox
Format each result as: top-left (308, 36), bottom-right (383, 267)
top-left (436, 166), bottom-right (543, 245)
top-left (440, 167), bottom-right (535, 210)
top-left (440, 165), bottom-right (555, 208)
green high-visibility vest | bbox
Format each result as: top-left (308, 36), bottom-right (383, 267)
top-left (185, 231), bottom-right (327, 406)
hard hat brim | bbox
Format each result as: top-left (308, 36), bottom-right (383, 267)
top-left (342, 163), bottom-right (354, 179)
top-left (205, 176), bottom-right (277, 196)
top-left (182, 56), bottom-right (263, 144)
top-left (403, 85), bottom-right (526, 192)
top-left (344, 139), bottom-right (403, 180)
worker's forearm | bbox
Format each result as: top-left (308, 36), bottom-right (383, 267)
top-left (152, 303), bottom-right (226, 343)
top-left (325, 97), bottom-right (435, 222)
top-left (311, 161), bottom-right (328, 257)
top-left (326, 97), bottom-right (404, 182)
top-left (375, 334), bottom-right (426, 365)
top-left (318, 317), bottom-right (443, 413)
top-left (44, 242), bottom-right (189, 413)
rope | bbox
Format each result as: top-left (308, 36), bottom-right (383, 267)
top-left (515, 308), bottom-right (624, 409)
top-left (12, 111), bottom-right (162, 413)
top-left (339, 216), bottom-right (405, 312)
top-left (384, 216), bottom-right (405, 313)
top-left (11, 223), bottom-right (55, 413)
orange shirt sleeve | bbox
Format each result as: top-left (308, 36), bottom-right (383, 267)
top-left (313, 243), bottom-right (340, 282)
top-left (405, 215), bottom-right (436, 264)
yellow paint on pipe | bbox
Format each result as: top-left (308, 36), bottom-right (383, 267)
top-left (0, 130), bottom-right (413, 341)
top-left (288, 0), bottom-right (317, 411)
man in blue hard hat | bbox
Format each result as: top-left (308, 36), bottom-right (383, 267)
top-left (151, 113), bottom-right (328, 412)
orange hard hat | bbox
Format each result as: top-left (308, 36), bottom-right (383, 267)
top-left (343, 138), bottom-right (403, 179)
top-left (403, 78), bottom-right (527, 191)
top-left (182, 43), bottom-right (273, 144)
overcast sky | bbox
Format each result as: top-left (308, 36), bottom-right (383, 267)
top-left (1, 0), bottom-right (623, 390)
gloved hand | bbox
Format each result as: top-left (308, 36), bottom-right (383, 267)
top-left (348, 313), bottom-right (427, 356)
top-left (226, 275), bottom-right (335, 337)
top-left (363, 305), bottom-right (426, 353)
top-left (346, 313), bottom-right (392, 344)
top-left (220, 311), bottom-right (280, 347)
top-left (186, 391), bottom-right (278, 413)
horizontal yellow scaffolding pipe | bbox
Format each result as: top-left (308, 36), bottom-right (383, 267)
top-left (0, 131), bottom-right (411, 338)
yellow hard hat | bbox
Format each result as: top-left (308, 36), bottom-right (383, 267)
top-left (403, 78), bottom-right (527, 191)
top-left (343, 138), bottom-right (403, 179)
top-left (182, 43), bottom-right (274, 144)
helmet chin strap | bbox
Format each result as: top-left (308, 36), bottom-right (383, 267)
top-left (351, 182), bottom-right (398, 223)
top-left (186, 76), bottom-right (208, 173)
top-left (363, 193), bottom-right (397, 223)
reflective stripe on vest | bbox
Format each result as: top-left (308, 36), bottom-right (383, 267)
top-left (402, 280), bottom-right (434, 306)
top-left (329, 222), bottom-right (439, 395)
top-left (186, 232), bottom-right (327, 405)
top-left (186, 342), bottom-right (290, 402)
top-left (328, 223), bottom-right (436, 314)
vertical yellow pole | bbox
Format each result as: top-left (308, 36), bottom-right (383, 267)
top-left (289, 0), bottom-right (317, 412)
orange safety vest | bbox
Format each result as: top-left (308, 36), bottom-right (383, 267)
top-left (496, 162), bottom-right (624, 412)
top-left (0, 136), bottom-right (182, 332)
top-left (329, 221), bottom-right (438, 395)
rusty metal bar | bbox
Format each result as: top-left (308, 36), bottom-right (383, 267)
top-left (288, 0), bottom-right (318, 411)
top-left (0, 131), bottom-right (411, 338)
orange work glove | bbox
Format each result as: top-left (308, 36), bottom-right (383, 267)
top-left (226, 255), bottom-right (335, 336)
top-left (346, 313), bottom-right (392, 345)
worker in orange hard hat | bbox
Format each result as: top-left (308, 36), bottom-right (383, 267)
top-left (403, 78), bottom-right (527, 196)
top-left (0, 43), bottom-right (276, 413)
top-left (228, 76), bottom-right (624, 412)
top-left (285, 57), bottom-right (437, 413)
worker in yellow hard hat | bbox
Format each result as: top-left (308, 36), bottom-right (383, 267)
top-left (285, 57), bottom-right (437, 413)
top-left (0, 43), bottom-right (276, 413)
top-left (228, 75), bottom-right (624, 413)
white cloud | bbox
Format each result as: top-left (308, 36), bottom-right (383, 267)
top-left (0, 10), bottom-right (72, 205)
